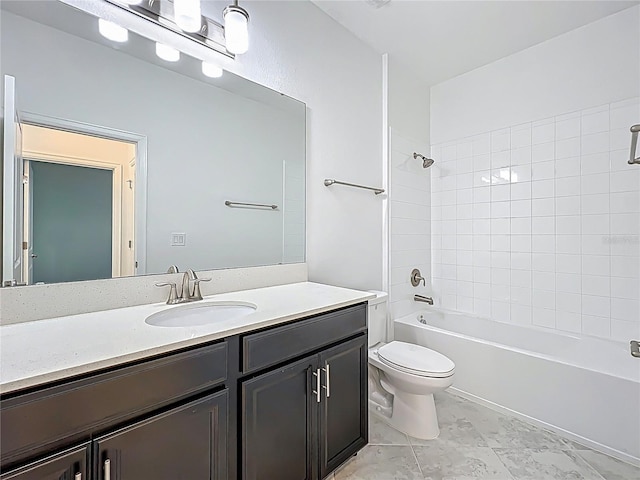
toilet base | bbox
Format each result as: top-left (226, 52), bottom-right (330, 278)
top-left (390, 392), bottom-right (440, 440)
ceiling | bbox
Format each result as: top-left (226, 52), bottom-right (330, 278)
top-left (313, 0), bottom-right (639, 86)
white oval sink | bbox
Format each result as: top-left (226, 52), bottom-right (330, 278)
top-left (146, 301), bottom-right (257, 327)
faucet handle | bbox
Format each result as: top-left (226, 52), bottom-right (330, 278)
top-left (191, 278), bottom-right (211, 301)
top-left (155, 282), bottom-right (179, 304)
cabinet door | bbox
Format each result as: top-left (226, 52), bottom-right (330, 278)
top-left (318, 335), bottom-right (368, 478)
top-left (241, 355), bottom-right (317, 480)
top-left (0, 444), bottom-right (87, 480)
top-left (94, 390), bottom-right (228, 480)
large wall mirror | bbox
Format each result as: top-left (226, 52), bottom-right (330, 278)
top-left (1, 0), bottom-right (306, 286)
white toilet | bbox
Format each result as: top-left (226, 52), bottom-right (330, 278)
top-left (367, 291), bottom-right (455, 440)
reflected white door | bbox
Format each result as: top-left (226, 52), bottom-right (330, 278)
top-left (2, 75), bottom-right (24, 284)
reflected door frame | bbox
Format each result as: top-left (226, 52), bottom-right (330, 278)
top-left (20, 111), bottom-right (148, 276)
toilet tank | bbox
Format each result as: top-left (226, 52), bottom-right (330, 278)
top-left (367, 291), bottom-right (388, 348)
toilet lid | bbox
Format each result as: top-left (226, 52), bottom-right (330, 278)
top-left (377, 341), bottom-right (455, 378)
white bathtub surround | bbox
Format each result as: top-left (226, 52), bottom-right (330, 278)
top-left (389, 130), bottom-right (432, 320)
top-left (394, 308), bottom-right (640, 464)
top-left (0, 282), bottom-right (374, 393)
top-left (430, 7), bottom-right (640, 341)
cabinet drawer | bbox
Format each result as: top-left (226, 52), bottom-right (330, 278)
top-left (241, 303), bottom-right (366, 374)
top-left (1, 341), bottom-right (227, 468)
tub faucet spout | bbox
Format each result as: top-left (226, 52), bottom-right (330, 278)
top-left (414, 294), bottom-right (434, 305)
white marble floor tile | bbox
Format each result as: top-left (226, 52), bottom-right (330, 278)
top-left (369, 414), bottom-right (410, 445)
top-left (573, 449), bottom-right (640, 480)
top-left (333, 445), bottom-right (423, 480)
top-left (493, 448), bottom-right (605, 480)
top-left (413, 444), bottom-right (515, 480)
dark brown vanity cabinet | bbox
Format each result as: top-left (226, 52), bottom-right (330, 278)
top-left (240, 309), bottom-right (368, 480)
top-left (0, 302), bottom-right (368, 480)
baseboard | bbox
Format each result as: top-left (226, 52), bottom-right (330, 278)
top-left (449, 387), bottom-right (640, 468)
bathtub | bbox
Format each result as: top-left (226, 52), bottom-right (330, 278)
top-left (394, 308), bottom-right (640, 465)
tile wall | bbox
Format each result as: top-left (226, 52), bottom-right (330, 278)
top-left (431, 98), bottom-right (640, 341)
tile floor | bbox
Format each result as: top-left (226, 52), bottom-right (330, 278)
top-left (328, 391), bottom-right (640, 480)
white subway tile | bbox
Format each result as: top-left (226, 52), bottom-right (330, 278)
top-left (510, 304), bottom-right (532, 325)
top-left (473, 153), bottom-right (491, 171)
top-left (511, 252), bottom-right (532, 270)
top-left (581, 132), bottom-right (609, 155)
top-left (611, 191), bottom-right (640, 214)
top-left (532, 119), bottom-right (555, 145)
top-left (491, 234), bottom-right (511, 251)
top-left (511, 217), bottom-right (532, 234)
top-left (582, 275), bottom-right (611, 297)
top-left (610, 102), bottom-right (640, 130)
top-left (511, 147), bottom-right (532, 166)
top-left (581, 152), bottom-right (609, 175)
top-left (491, 218), bottom-right (510, 235)
top-left (557, 273), bottom-right (581, 294)
top-left (511, 124), bottom-right (532, 148)
top-left (532, 142), bottom-right (555, 163)
top-left (533, 216), bottom-right (555, 234)
top-left (492, 300), bottom-right (511, 322)
top-left (556, 196), bottom-right (581, 215)
top-left (581, 235), bottom-right (609, 256)
top-left (473, 219), bottom-right (491, 234)
top-left (457, 296), bottom-right (474, 313)
top-left (491, 151), bottom-right (511, 169)
top-left (458, 235), bottom-right (473, 250)
top-left (582, 255), bottom-right (610, 277)
top-left (457, 189), bottom-right (473, 206)
top-left (532, 160), bottom-right (555, 181)
top-left (581, 214), bottom-right (610, 235)
top-left (581, 173), bottom-right (610, 196)
top-left (474, 235), bottom-right (491, 251)
top-left (557, 293), bottom-right (581, 313)
top-left (457, 279), bottom-right (474, 295)
top-left (473, 202), bottom-right (491, 219)
top-left (491, 201), bottom-right (511, 218)
top-left (458, 205), bottom-right (474, 221)
top-left (442, 205), bottom-right (456, 219)
top-left (457, 141), bottom-right (473, 159)
top-left (532, 234), bottom-right (555, 253)
top-left (511, 200), bottom-right (532, 219)
top-left (532, 253), bottom-right (556, 272)
top-left (492, 284), bottom-right (511, 303)
top-left (556, 311), bottom-right (582, 333)
top-left (474, 266), bottom-right (491, 284)
top-left (555, 156), bottom-right (581, 178)
top-left (611, 213), bottom-right (640, 235)
top-left (491, 267), bottom-right (510, 285)
top-left (581, 109), bottom-right (609, 135)
top-left (472, 134), bottom-right (491, 155)
top-left (457, 219), bottom-right (473, 234)
top-left (474, 282), bottom-right (491, 298)
top-left (473, 186), bottom-right (491, 203)
top-left (441, 190), bottom-right (456, 206)
top-left (511, 269), bottom-right (532, 288)
top-left (611, 277), bottom-right (639, 300)
top-left (555, 115), bottom-right (581, 140)
top-left (556, 137), bottom-right (581, 159)
top-left (557, 254), bottom-right (581, 274)
top-left (610, 149), bottom-right (632, 172)
top-left (611, 297), bottom-right (640, 320)
top-left (533, 290), bottom-right (556, 309)
top-left (533, 308), bottom-right (556, 328)
top-left (610, 236), bottom-right (640, 257)
top-left (531, 180), bottom-right (555, 199)
top-left (582, 294), bottom-right (611, 318)
top-left (491, 129), bottom-right (511, 152)
top-left (442, 250), bottom-right (457, 265)
top-left (457, 173), bottom-right (474, 189)
top-left (474, 170), bottom-right (492, 188)
top-left (511, 235), bottom-right (532, 253)
top-left (556, 215), bottom-right (580, 235)
top-left (611, 319), bottom-right (640, 342)
top-left (442, 294), bottom-right (456, 309)
top-left (534, 271), bottom-right (556, 291)
top-left (511, 165), bottom-right (532, 183)
top-left (457, 157), bottom-right (474, 174)
top-left (511, 182), bottom-right (532, 201)
top-left (442, 144), bottom-right (457, 161)
top-left (473, 251), bottom-right (491, 267)
top-left (611, 255), bottom-right (640, 279)
top-left (581, 315), bottom-right (610, 338)
top-left (474, 298), bottom-right (492, 317)
top-left (532, 198), bottom-right (555, 216)
top-left (556, 234), bottom-right (580, 255)
top-left (556, 176), bottom-right (581, 197)
top-left (491, 184), bottom-right (511, 202)
top-left (491, 251), bottom-right (511, 268)
top-left (581, 194), bottom-right (610, 215)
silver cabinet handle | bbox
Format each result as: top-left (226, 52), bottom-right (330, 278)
top-left (312, 368), bottom-right (321, 403)
top-left (74, 474), bottom-right (82, 480)
top-left (104, 459), bottom-right (111, 480)
top-left (322, 363), bottom-right (330, 398)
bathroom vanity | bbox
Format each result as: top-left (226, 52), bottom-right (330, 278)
top-left (0, 283), bottom-right (372, 480)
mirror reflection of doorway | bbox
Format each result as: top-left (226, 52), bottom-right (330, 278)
top-left (21, 124), bottom-right (136, 284)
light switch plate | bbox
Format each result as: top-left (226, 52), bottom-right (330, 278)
top-left (171, 232), bottom-right (186, 246)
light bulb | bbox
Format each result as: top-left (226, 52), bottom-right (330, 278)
top-left (98, 19), bottom-right (128, 43)
top-left (224, 6), bottom-right (249, 54)
top-left (155, 43), bottom-right (180, 62)
top-left (174, 0), bottom-right (201, 33)
top-left (202, 61), bottom-right (223, 78)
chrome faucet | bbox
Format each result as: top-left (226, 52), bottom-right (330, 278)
top-left (414, 294), bottom-right (434, 305)
top-left (155, 269), bottom-right (211, 305)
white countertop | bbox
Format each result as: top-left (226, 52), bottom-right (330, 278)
top-left (0, 282), bottom-right (374, 394)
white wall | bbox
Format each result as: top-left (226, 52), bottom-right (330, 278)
top-left (430, 7), bottom-right (640, 341)
top-left (388, 60), bottom-right (431, 319)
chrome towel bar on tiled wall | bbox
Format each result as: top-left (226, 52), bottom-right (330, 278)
top-left (324, 179), bottom-right (385, 195)
top-left (224, 201), bottom-right (278, 210)
top-left (629, 124), bottom-right (640, 165)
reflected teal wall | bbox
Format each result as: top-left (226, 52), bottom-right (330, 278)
top-left (31, 161), bottom-right (112, 283)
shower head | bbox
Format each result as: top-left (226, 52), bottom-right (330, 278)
top-left (413, 152), bottom-right (435, 168)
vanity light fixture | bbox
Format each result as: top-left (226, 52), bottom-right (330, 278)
top-left (223, 0), bottom-right (249, 54)
top-left (98, 18), bottom-right (129, 42)
top-left (202, 61), bottom-right (223, 78)
top-left (156, 42), bottom-right (180, 62)
top-left (174, 0), bottom-right (201, 33)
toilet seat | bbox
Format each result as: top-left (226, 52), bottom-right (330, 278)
top-left (377, 341), bottom-right (455, 378)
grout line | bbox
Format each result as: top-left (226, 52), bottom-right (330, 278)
top-left (569, 450), bottom-right (608, 480)
top-left (408, 442), bottom-right (424, 477)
